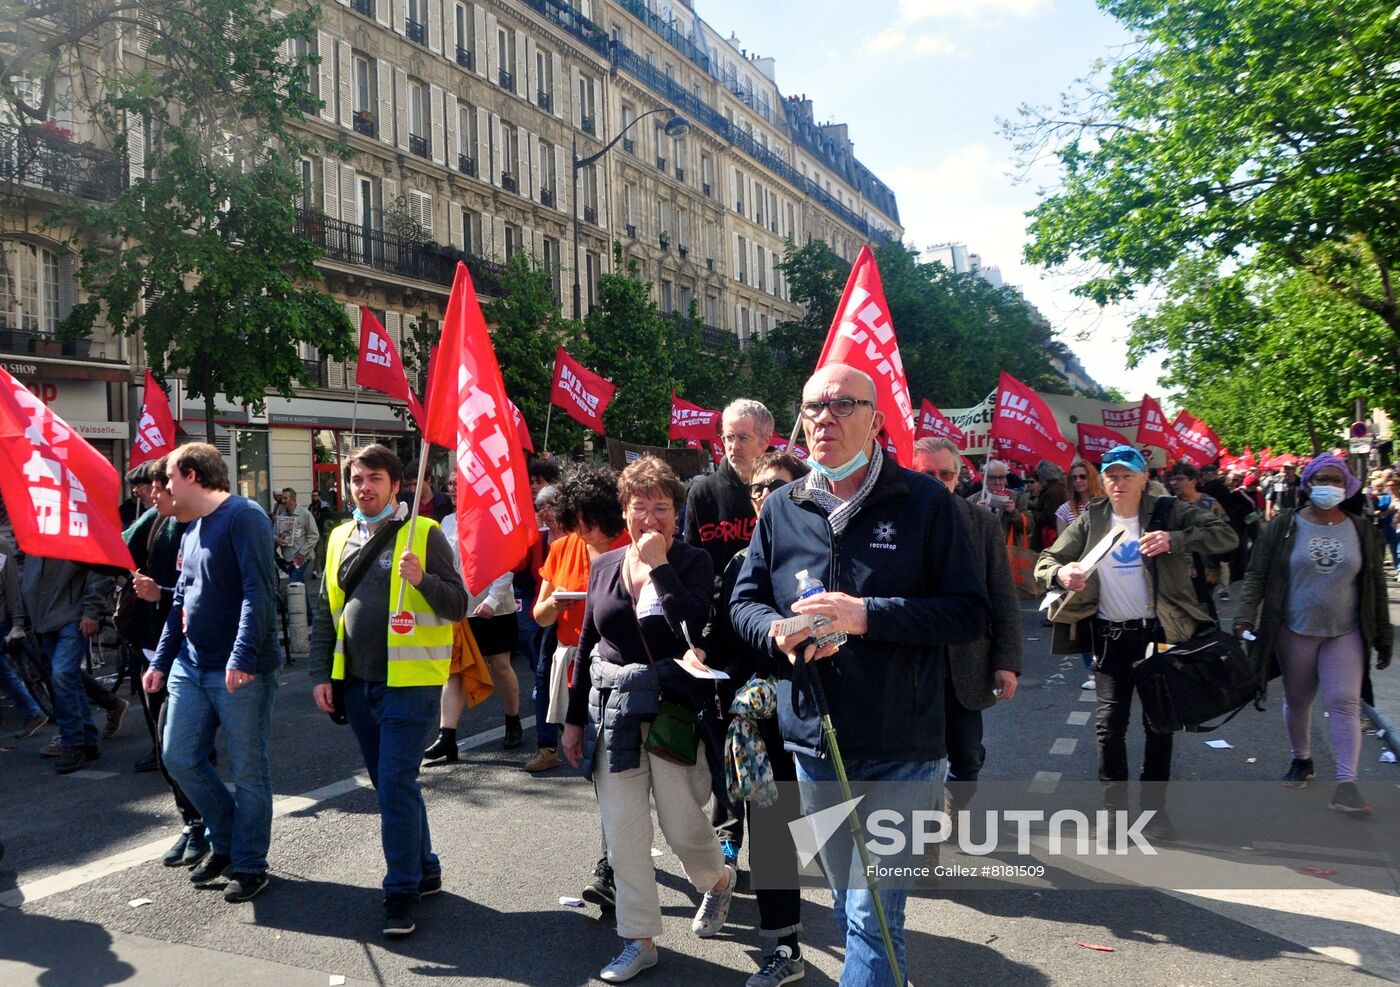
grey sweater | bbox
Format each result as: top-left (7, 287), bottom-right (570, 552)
top-left (308, 521), bottom-right (469, 683)
top-left (20, 557), bottom-right (112, 636)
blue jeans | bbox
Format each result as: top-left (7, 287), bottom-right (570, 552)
top-left (286, 561), bottom-right (309, 584)
top-left (533, 624), bottom-right (558, 749)
top-left (344, 678), bottom-right (441, 896)
top-left (795, 754), bottom-right (942, 987)
top-left (0, 618), bottom-right (41, 721)
top-left (40, 624), bottom-right (96, 748)
top-left (163, 660), bottom-right (279, 874)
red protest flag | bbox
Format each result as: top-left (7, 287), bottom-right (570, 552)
top-left (130, 369), bottom-right (176, 471)
top-left (0, 367), bottom-right (134, 570)
top-left (914, 398), bottom-right (966, 447)
top-left (423, 263), bottom-right (538, 595)
top-left (1135, 394), bottom-right (1176, 454)
top-left (990, 372), bottom-right (1074, 470)
top-left (1170, 409), bottom-right (1221, 466)
top-left (1076, 422), bottom-right (1132, 466)
top-left (550, 347), bottom-right (615, 436)
top-left (669, 393), bottom-right (721, 441)
top-left (814, 245), bottom-right (916, 463)
top-left (357, 306), bottom-right (426, 428)
top-left (509, 400), bottom-right (534, 453)
top-left (769, 436), bottom-right (810, 461)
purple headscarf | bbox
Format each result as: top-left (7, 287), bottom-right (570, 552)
top-left (1300, 454), bottom-right (1361, 499)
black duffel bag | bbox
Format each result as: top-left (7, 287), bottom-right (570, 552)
top-left (1133, 629), bottom-right (1263, 734)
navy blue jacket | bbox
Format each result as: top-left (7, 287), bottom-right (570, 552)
top-left (730, 457), bottom-right (989, 762)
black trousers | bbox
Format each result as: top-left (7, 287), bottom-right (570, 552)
top-left (748, 716), bottom-right (802, 938)
top-left (1091, 621), bottom-right (1172, 810)
top-left (943, 674), bottom-right (985, 808)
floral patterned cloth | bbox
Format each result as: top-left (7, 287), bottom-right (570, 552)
top-left (725, 675), bottom-right (779, 807)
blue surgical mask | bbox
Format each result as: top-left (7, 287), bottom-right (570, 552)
top-left (353, 502), bottom-right (397, 524)
top-left (1308, 485), bottom-right (1346, 510)
top-left (807, 420), bottom-right (876, 483)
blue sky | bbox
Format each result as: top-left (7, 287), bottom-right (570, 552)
top-left (696, 0), bottom-right (1166, 404)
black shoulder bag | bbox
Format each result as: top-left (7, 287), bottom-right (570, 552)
top-left (1132, 498), bottom-right (1263, 733)
top-left (323, 519), bottom-right (404, 724)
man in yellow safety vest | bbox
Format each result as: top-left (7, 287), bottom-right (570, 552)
top-left (310, 443), bottom-right (469, 937)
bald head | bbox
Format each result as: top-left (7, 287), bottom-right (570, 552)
top-left (800, 363), bottom-right (884, 480)
top-left (804, 364), bottom-right (876, 405)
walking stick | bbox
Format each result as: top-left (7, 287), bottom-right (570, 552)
top-left (794, 647), bottom-right (905, 987)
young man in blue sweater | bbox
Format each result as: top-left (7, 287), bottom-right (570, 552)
top-left (143, 443), bottom-right (281, 903)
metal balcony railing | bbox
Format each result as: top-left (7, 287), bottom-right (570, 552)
top-left (623, 137), bottom-right (635, 154)
top-left (406, 19), bottom-right (425, 44)
top-left (456, 46), bottom-right (474, 70)
top-left (295, 208), bottom-right (507, 294)
top-left (458, 154), bottom-right (477, 177)
top-left (353, 112), bottom-right (376, 138)
top-left (499, 68), bottom-right (514, 90)
top-left (351, 0), bottom-right (373, 17)
top-left (502, 172), bottom-right (518, 193)
top-left (625, 223), bottom-right (637, 238)
top-left (700, 324), bottom-right (737, 351)
top-left (538, 90), bottom-right (553, 112)
top-left (0, 122), bottom-right (122, 201)
top-left (409, 133), bottom-right (429, 158)
top-left (583, 204), bottom-right (597, 225)
top-left (580, 114), bottom-right (595, 136)
top-left (301, 358), bottom-right (326, 387)
top-left (518, 0), bottom-right (610, 57)
top-left (540, 187), bottom-right (556, 207)
top-left (616, 0), bottom-right (711, 75)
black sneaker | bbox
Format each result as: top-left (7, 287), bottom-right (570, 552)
top-left (190, 851), bottom-right (232, 885)
top-left (581, 857), bottom-right (616, 910)
top-left (162, 828), bottom-right (193, 867)
top-left (223, 872), bottom-right (269, 902)
top-left (54, 745), bottom-right (100, 775)
top-left (1282, 757), bottom-right (1315, 789)
top-left (183, 827), bottom-right (211, 866)
top-left (384, 894), bottom-right (417, 936)
top-left (418, 874), bottom-right (442, 896)
top-left (1329, 782), bottom-right (1373, 816)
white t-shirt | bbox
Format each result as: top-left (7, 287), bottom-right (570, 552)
top-left (1096, 515), bottom-right (1152, 621)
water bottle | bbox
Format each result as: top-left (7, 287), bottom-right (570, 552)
top-left (794, 569), bottom-right (847, 649)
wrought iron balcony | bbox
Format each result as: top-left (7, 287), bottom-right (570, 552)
top-left (518, 0), bottom-right (611, 58)
top-left (675, 165), bottom-right (684, 181)
top-left (625, 223), bottom-right (636, 238)
top-left (456, 46), bottom-right (474, 70)
top-left (580, 114), bottom-right (596, 136)
top-left (678, 244), bottom-right (688, 258)
top-left (406, 19), bottom-right (425, 45)
top-left (622, 137), bottom-right (635, 154)
top-left (353, 111), bottom-right (376, 137)
top-left (540, 187), bottom-right (556, 207)
top-left (351, 0), bottom-right (373, 17)
top-left (616, 0), bottom-right (710, 75)
top-left (409, 133), bottom-right (429, 158)
top-left (702, 181), bottom-right (711, 196)
top-left (659, 233), bottom-right (670, 250)
top-left (502, 172), bottom-right (518, 193)
top-left (0, 122), bottom-right (122, 201)
top-left (656, 156), bottom-right (666, 170)
top-left (700, 324), bottom-right (737, 351)
top-left (583, 204), bottom-right (597, 225)
top-left (295, 207), bottom-right (507, 295)
top-left (499, 68), bottom-right (514, 90)
top-left (301, 358), bottom-right (326, 388)
top-left (538, 91), bottom-right (553, 112)
top-left (458, 153), bottom-right (477, 177)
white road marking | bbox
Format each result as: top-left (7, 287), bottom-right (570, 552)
top-left (0, 716), bottom-right (536, 910)
top-left (1066, 711), bottom-right (1091, 726)
top-left (1049, 737), bottom-right (1078, 756)
top-left (1080, 691), bottom-right (1098, 702)
top-left (1029, 771), bottom-right (1061, 794)
top-left (65, 770), bottom-right (118, 780)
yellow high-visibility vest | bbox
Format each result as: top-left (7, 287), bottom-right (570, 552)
top-left (324, 519), bottom-right (454, 687)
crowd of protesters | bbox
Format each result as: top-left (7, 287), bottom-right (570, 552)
top-left (0, 396), bottom-right (1395, 987)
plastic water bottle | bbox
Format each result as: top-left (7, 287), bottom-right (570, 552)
top-left (795, 569), bottom-right (847, 649)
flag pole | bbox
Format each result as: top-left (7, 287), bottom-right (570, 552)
top-left (786, 414), bottom-right (803, 452)
top-left (393, 450), bottom-right (432, 615)
top-left (542, 404), bottom-right (554, 455)
top-left (350, 386), bottom-right (360, 446)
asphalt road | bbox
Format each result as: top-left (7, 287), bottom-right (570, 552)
top-left (1, 593), bottom-right (1398, 986)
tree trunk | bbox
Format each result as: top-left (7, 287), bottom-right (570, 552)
top-left (201, 358), bottom-right (216, 446)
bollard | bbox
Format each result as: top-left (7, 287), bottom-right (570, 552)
top-left (286, 582), bottom-right (310, 657)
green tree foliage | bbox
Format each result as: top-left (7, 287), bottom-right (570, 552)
top-left (1127, 258), bottom-right (1398, 453)
top-left (53, 0), bottom-right (354, 440)
top-left (1014, 0), bottom-right (1400, 343)
top-left (483, 252), bottom-right (586, 455)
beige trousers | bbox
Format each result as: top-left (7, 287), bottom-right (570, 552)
top-left (593, 723), bottom-right (725, 940)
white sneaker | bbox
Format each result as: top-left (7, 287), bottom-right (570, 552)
top-left (1081, 678), bottom-right (1096, 690)
top-left (600, 940), bottom-right (658, 983)
top-left (691, 863), bottom-right (736, 937)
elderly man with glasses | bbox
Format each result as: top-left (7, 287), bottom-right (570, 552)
top-left (969, 458), bottom-right (1030, 542)
top-left (731, 364), bottom-right (989, 987)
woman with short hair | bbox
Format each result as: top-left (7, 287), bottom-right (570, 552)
top-left (561, 456), bottom-right (733, 983)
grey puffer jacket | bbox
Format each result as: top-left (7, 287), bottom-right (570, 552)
top-left (582, 660), bottom-right (661, 781)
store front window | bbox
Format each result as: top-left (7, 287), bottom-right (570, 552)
top-left (234, 426), bottom-right (271, 511)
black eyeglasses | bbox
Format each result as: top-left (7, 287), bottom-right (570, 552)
top-left (799, 397), bottom-right (874, 420)
top-left (749, 479), bottom-right (786, 498)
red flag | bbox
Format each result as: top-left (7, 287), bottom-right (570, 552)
top-left (814, 245), bottom-right (915, 463)
top-left (550, 347), bottom-right (614, 435)
top-left (990, 372), bottom-right (1074, 470)
top-left (509, 400), bottom-right (534, 453)
top-left (357, 307), bottom-right (426, 428)
top-left (1170, 410), bottom-right (1221, 466)
top-left (423, 263), bottom-right (538, 594)
top-left (0, 367), bottom-right (135, 569)
top-left (769, 436), bottom-right (810, 461)
top-left (1076, 423), bottom-right (1132, 466)
top-left (669, 393), bottom-right (721, 441)
top-left (1135, 395), bottom-right (1176, 454)
top-left (129, 369), bottom-right (176, 470)
top-left (914, 398), bottom-right (966, 447)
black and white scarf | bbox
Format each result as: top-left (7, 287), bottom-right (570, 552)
top-left (805, 445), bottom-right (885, 537)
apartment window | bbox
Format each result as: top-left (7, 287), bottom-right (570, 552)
top-left (454, 2), bottom-right (473, 67)
top-left (408, 190), bottom-right (434, 238)
top-left (502, 124), bottom-right (519, 189)
top-left (408, 79), bottom-right (428, 157)
top-left (353, 56), bottom-right (372, 113)
top-left (735, 168), bottom-right (745, 212)
top-left (498, 27), bottom-right (515, 88)
top-left (679, 285), bottom-right (693, 317)
top-left (457, 104), bottom-right (476, 172)
top-left (581, 163), bottom-right (598, 221)
top-left (0, 241), bottom-right (64, 333)
top-left (701, 153), bottom-right (713, 195)
top-left (406, 0), bottom-right (427, 44)
top-left (578, 75), bottom-right (596, 134)
top-left (295, 158), bottom-right (312, 210)
top-left (620, 103), bottom-right (635, 152)
top-left (536, 49), bottom-right (553, 109)
top-left (756, 246), bottom-right (766, 291)
top-left (462, 206), bottom-right (482, 254)
top-left (542, 236), bottom-right (561, 300)
top-left (623, 183), bottom-right (637, 231)
top-left (705, 292), bottom-right (719, 328)
top-left (504, 223), bottom-right (521, 261)
top-left (736, 236), bottom-right (748, 283)
top-left (659, 280), bottom-right (673, 314)
top-left (585, 250), bottom-right (600, 308)
top-left (540, 138), bottom-right (556, 198)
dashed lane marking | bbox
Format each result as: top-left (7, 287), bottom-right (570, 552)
top-left (1049, 737), bottom-right (1078, 756)
top-left (1066, 711), bottom-right (1091, 726)
top-left (1029, 771), bottom-right (1061, 794)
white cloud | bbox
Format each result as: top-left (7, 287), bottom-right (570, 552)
top-left (860, 26), bottom-right (960, 57)
top-left (898, 0), bottom-right (1053, 22)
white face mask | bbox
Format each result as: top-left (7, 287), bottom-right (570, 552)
top-left (1308, 485), bottom-right (1346, 510)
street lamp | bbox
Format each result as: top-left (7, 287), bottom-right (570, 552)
top-left (572, 108), bottom-right (690, 320)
